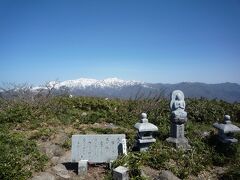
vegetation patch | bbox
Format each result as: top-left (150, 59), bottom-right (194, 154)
top-left (0, 128), bottom-right (48, 180)
top-left (0, 95), bottom-right (240, 179)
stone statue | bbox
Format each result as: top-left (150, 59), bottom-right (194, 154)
top-left (170, 90), bottom-right (187, 123)
top-left (166, 90), bottom-right (190, 150)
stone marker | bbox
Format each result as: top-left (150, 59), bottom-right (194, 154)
top-left (213, 115), bottom-right (240, 144)
top-left (71, 134), bottom-right (127, 175)
top-left (134, 113), bottom-right (158, 151)
top-left (113, 166), bottom-right (129, 180)
top-left (78, 160), bottom-right (88, 176)
top-left (166, 90), bottom-right (190, 149)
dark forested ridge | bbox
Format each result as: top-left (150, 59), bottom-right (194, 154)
top-left (150, 82), bottom-right (240, 103)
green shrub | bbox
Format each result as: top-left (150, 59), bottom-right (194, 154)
top-left (0, 129), bottom-right (48, 180)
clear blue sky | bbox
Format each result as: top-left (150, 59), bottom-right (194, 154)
top-left (0, 0), bottom-right (240, 85)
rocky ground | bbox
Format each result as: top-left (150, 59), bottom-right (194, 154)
top-left (30, 123), bottom-right (227, 180)
top-left (31, 129), bottom-right (108, 180)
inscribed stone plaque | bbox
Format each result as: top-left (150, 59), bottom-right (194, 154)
top-left (171, 124), bottom-right (185, 138)
top-left (71, 134), bottom-right (126, 163)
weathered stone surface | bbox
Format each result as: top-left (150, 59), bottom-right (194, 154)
top-left (57, 151), bottom-right (71, 164)
top-left (113, 166), bottom-right (129, 180)
top-left (51, 156), bottom-right (60, 165)
top-left (31, 172), bottom-right (56, 180)
top-left (71, 134), bottom-right (126, 163)
top-left (78, 160), bottom-right (88, 176)
top-left (40, 142), bottom-right (64, 158)
top-left (170, 123), bottom-right (185, 139)
top-left (53, 131), bottom-right (68, 146)
top-left (166, 136), bottom-right (190, 149)
top-left (141, 166), bottom-right (159, 179)
top-left (52, 164), bottom-right (71, 179)
top-left (157, 170), bottom-right (180, 180)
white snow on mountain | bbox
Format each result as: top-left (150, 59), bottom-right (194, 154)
top-left (33, 77), bottom-right (147, 90)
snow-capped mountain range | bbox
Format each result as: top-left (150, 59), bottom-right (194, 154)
top-left (47, 77), bottom-right (146, 89)
top-left (31, 77), bottom-right (152, 100)
top-left (31, 77), bottom-right (240, 102)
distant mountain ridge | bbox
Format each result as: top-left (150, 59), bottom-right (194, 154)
top-left (150, 82), bottom-right (240, 103)
top-left (33, 78), bottom-right (240, 103)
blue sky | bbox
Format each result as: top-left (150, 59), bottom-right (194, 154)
top-left (0, 0), bottom-right (240, 85)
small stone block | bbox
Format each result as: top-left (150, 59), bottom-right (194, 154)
top-left (78, 160), bottom-right (88, 176)
top-left (113, 166), bottom-right (129, 180)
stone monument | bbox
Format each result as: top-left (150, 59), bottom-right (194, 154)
top-left (71, 134), bottom-right (127, 175)
top-left (166, 90), bottom-right (190, 149)
top-left (213, 115), bottom-right (240, 144)
top-left (134, 113), bottom-right (158, 151)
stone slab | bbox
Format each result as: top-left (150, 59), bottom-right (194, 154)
top-left (71, 134), bottom-right (126, 163)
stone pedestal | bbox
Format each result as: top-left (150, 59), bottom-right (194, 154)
top-left (78, 160), bottom-right (88, 176)
top-left (170, 123), bottom-right (185, 138)
top-left (113, 166), bottom-right (129, 180)
top-left (166, 123), bottom-right (190, 149)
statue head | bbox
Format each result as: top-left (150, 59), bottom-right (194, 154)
top-left (175, 93), bottom-right (182, 101)
top-left (170, 90), bottom-right (185, 110)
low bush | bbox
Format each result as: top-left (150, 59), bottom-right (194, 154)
top-left (0, 128), bottom-right (48, 180)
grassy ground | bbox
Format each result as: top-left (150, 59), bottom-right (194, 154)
top-left (0, 96), bottom-right (240, 179)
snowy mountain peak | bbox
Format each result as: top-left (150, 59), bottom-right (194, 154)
top-left (46, 77), bottom-right (145, 89)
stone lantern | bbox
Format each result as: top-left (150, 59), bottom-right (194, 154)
top-left (134, 113), bottom-right (158, 151)
top-left (213, 115), bottom-right (240, 144)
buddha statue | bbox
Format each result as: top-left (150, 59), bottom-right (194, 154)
top-left (170, 90), bottom-right (187, 123)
